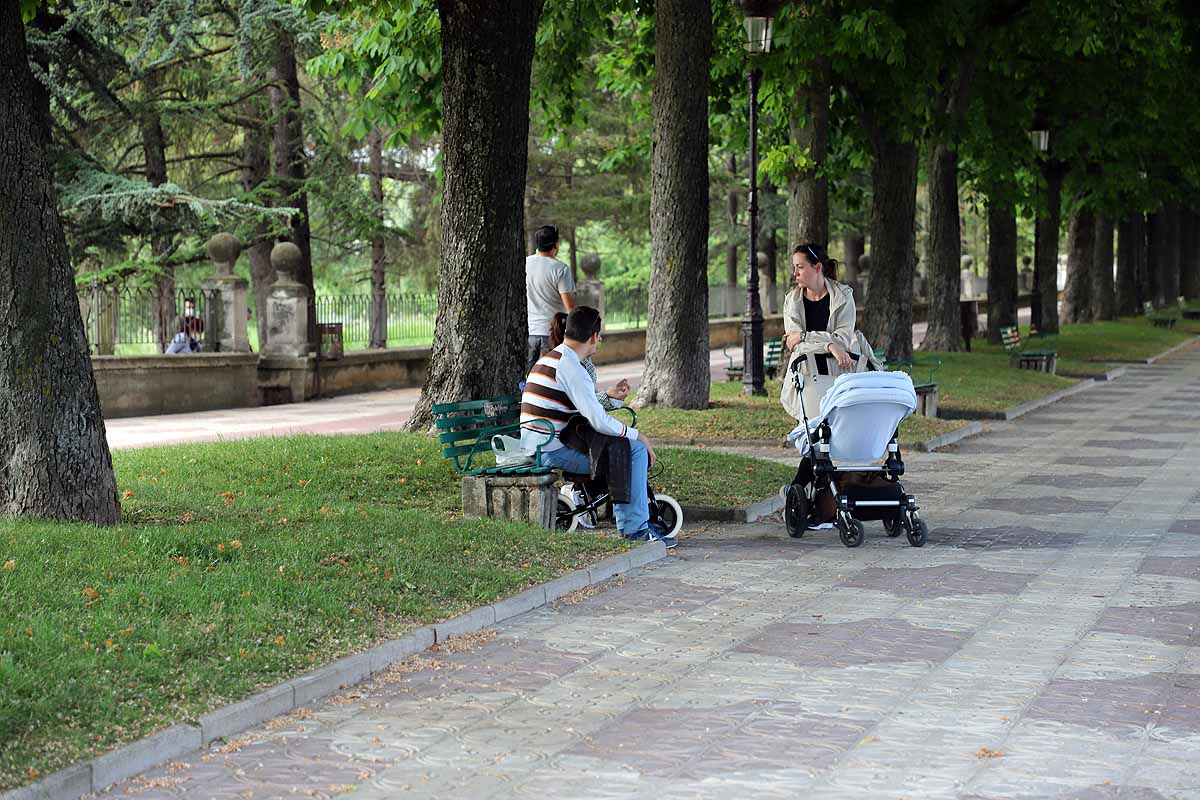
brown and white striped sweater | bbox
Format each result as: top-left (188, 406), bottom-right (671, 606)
top-left (520, 345), bottom-right (639, 453)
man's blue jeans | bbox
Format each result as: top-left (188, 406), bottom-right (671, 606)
top-left (542, 440), bottom-right (649, 535)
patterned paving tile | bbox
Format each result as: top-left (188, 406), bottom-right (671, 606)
top-left (1138, 557), bottom-right (1200, 581)
top-left (552, 576), bottom-right (726, 618)
top-left (978, 496), bottom-right (1117, 515)
top-left (1169, 519), bottom-right (1200, 534)
top-left (1017, 473), bottom-right (1128, 490)
top-left (927, 525), bottom-right (1085, 550)
top-left (838, 564), bottom-right (1036, 598)
top-left (1092, 603), bottom-right (1200, 647)
top-left (1025, 673), bottom-right (1200, 737)
top-left (1082, 439), bottom-right (1184, 451)
top-left (734, 618), bottom-right (968, 667)
top-left (1056, 456), bottom-right (1169, 468)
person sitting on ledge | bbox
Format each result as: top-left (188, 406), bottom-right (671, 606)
top-left (165, 315), bottom-right (200, 354)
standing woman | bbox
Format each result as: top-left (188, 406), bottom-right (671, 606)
top-left (783, 242), bottom-right (857, 370)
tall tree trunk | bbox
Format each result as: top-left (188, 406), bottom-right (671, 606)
top-left (786, 56), bottom-right (829, 248)
top-left (636, 0), bottom-right (711, 408)
top-left (368, 126), bottom-right (387, 349)
top-left (241, 110), bottom-right (273, 352)
top-left (765, 218), bottom-right (778, 314)
top-left (139, 72), bottom-right (175, 354)
top-left (1148, 211), bottom-right (1164, 306)
top-left (1115, 215), bottom-right (1140, 316)
top-left (863, 138), bottom-right (918, 361)
top-left (724, 153), bottom-right (734, 287)
top-left (270, 28), bottom-right (316, 349)
top-left (406, 0), bottom-right (542, 429)
top-left (1182, 209), bottom-right (1200, 300)
top-left (1162, 204), bottom-right (1181, 304)
top-left (1061, 208), bottom-right (1095, 324)
top-left (843, 233), bottom-right (865, 286)
top-left (922, 140), bottom-right (963, 351)
top-left (566, 225), bottom-right (578, 284)
top-left (1033, 162), bottom-right (1063, 334)
top-left (0, 6), bottom-right (119, 524)
top-left (985, 198), bottom-right (1017, 344)
top-left (1091, 213), bottom-right (1115, 320)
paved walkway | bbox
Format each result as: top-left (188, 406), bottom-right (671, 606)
top-left (100, 343), bottom-right (1200, 798)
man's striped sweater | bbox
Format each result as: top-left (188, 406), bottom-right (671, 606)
top-left (520, 344), bottom-right (639, 453)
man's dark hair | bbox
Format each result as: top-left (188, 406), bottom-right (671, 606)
top-left (534, 225), bottom-right (559, 252)
top-left (183, 296), bottom-right (196, 305)
top-left (564, 306), bottom-right (602, 342)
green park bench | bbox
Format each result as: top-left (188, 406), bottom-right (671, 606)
top-left (875, 349), bottom-right (941, 417)
top-left (724, 336), bottom-right (784, 381)
top-left (1000, 326), bottom-right (1057, 373)
top-left (1178, 295), bottom-right (1200, 320)
top-left (432, 396), bottom-right (558, 527)
top-left (1144, 300), bottom-right (1177, 329)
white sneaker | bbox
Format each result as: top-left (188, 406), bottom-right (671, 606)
top-left (573, 490), bottom-right (596, 528)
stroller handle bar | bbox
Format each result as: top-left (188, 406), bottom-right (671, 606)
top-left (790, 351), bottom-right (864, 374)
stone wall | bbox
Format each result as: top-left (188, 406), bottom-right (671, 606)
top-left (90, 316), bottom-right (786, 417)
top-left (92, 353), bottom-right (258, 418)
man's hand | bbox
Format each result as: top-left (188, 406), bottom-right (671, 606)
top-left (828, 341), bottom-right (854, 370)
top-left (639, 432), bottom-right (656, 468)
top-left (785, 332), bottom-right (803, 350)
top-left (607, 378), bottom-right (631, 401)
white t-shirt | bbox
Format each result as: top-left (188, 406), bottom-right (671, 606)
top-left (525, 253), bottom-right (576, 335)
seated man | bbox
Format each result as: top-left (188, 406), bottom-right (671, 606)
top-left (520, 306), bottom-right (671, 546)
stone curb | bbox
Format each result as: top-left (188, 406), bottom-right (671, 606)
top-left (2, 543), bottom-right (667, 800)
top-left (912, 421), bottom-right (985, 452)
top-left (683, 492), bottom-right (785, 523)
top-left (1059, 366), bottom-right (1127, 382)
top-left (940, 379), bottom-right (1096, 421)
top-left (1103, 335), bottom-right (1200, 365)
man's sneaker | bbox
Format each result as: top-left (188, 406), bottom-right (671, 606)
top-left (622, 523), bottom-right (677, 549)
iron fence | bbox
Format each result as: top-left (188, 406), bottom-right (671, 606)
top-left (76, 283), bottom-right (790, 354)
top-left (78, 285), bottom-right (213, 355)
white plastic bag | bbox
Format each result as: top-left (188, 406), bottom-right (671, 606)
top-left (491, 434), bottom-right (534, 466)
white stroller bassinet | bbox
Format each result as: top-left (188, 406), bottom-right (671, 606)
top-left (782, 365), bottom-right (928, 548)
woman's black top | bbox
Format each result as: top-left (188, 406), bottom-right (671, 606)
top-left (803, 293), bottom-right (831, 333)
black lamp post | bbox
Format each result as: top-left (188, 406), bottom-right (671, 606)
top-left (736, 0), bottom-right (782, 397)
top-left (1029, 128), bottom-right (1049, 334)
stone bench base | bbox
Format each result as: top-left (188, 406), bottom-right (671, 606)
top-left (462, 473), bottom-right (557, 529)
top-left (1016, 353), bottom-right (1057, 374)
top-left (915, 384), bottom-right (938, 417)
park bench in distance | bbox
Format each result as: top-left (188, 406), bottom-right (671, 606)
top-left (724, 336), bottom-right (784, 381)
top-left (1144, 300), bottom-right (1177, 329)
top-left (874, 348), bottom-right (940, 417)
top-left (999, 326), bottom-right (1057, 374)
top-left (432, 397), bottom-right (559, 528)
top-left (1178, 295), bottom-right (1200, 321)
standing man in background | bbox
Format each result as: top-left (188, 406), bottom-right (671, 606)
top-left (525, 225), bottom-right (576, 373)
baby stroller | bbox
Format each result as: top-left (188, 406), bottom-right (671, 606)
top-left (782, 353), bottom-right (928, 548)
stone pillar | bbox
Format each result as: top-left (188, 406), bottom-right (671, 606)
top-left (756, 251), bottom-right (777, 314)
top-left (200, 233), bottom-right (251, 353)
top-left (461, 473), bottom-right (557, 528)
top-left (576, 253), bottom-right (606, 320)
top-left (264, 242), bottom-right (310, 357)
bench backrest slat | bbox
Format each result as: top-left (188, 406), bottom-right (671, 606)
top-left (999, 326), bottom-right (1021, 350)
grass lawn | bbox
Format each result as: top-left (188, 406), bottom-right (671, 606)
top-left (971, 315), bottom-right (1200, 376)
top-left (633, 380), bottom-right (970, 441)
top-left (893, 351), bottom-right (1076, 416)
top-left (653, 447), bottom-right (793, 507)
top-left (0, 431), bottom-right (798, 790)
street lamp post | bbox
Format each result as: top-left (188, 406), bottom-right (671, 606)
top-left (1029, 128), bottom-right (1049, 334)
top-left (736, 0), bottom-right (782, 397)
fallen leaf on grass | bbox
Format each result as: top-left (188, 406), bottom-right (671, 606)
top-left (3, 560), bottom-right (13, 570)
top-left (122, 489), bottom-right (134, 500)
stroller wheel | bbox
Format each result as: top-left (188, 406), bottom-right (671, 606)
top-left (882, 516), bottom-right (902, 537)
top-left (906, 516), bottom-right (928, 548)
top-left (838, 517), bottom-right (865, 548)
top-left (555, 492), bottom-right (579, 533)
top-left (650, 494), bottom-right (684, 538)
top-left (784, 484), bottom-right (808, 538)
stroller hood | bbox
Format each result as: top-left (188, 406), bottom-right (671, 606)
top-left (787, 371), bottom-right (917, 462)
top-left (819, 371), bottom-right (917, 418)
